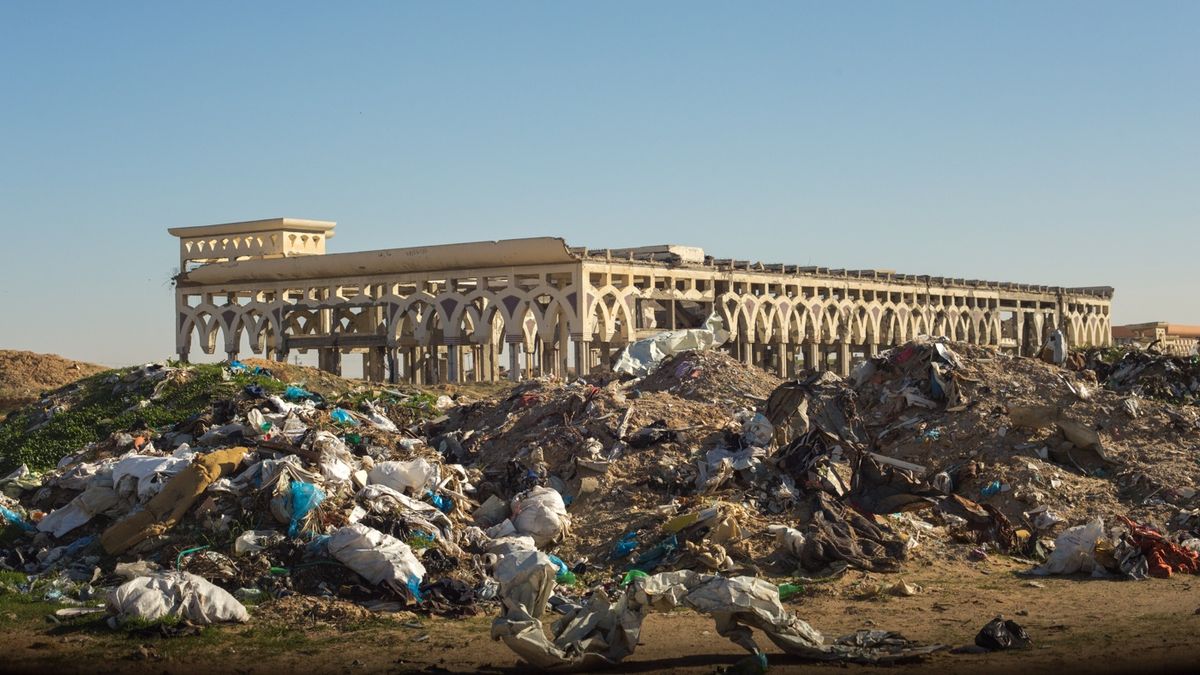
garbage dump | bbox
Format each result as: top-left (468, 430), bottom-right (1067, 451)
top-left (0, 339), bottom-right (1198, 668)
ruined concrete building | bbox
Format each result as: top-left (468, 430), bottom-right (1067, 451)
top-left (170, 218), bottom-right (1114, 382)
top-left (1112, 322), bottom-right (1200, 356)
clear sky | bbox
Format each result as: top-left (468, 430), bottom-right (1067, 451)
top-left (1, 2), bottom-right (1196, 367)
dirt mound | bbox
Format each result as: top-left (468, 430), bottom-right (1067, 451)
top-left (255, 595), bottom-right (381, 628)
top-left (0, 350), bottom-right (108, 415)
top-left (849, 341), bottom-right (1199, 530)
top-left (639, 349), bottom-right (782, 402)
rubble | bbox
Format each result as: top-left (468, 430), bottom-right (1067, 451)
top-left (1, 338), bottom-right (1198, 668)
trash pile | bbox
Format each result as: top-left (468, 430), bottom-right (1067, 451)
top-left (1, 337), bottom-right (1198, 668)
top-left (1081, 347), bottom-right (1200, 405)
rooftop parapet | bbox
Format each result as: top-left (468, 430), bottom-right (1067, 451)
top-left (168, 217), bottom-right (336, 270)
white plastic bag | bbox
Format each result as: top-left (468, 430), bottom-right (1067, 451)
top-left (511, 486), bottom-right (570, 547)
top-left (327, 523), bottom-right (426, 598)
top-left (738, 411), bottom-right (775, 448)
top-left (312, 431), bottom-right (353, 484)
top-left (233, 529), bottom-right (282, 556)
top-left (368, 458), bottom-right (437, 495)
top-left (1033, 517), bottom-right (1105, 575)
top-left (767, 524), bottom-right (806, 558)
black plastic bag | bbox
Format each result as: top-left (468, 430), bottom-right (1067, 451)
top-left (975, 617), bottom-right (1032, 651)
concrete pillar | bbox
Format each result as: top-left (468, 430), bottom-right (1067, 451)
top-left (574, 340), bottom-right (591, 376)
top-left (177, 350), bottom-right (190, 364)
top-left (427, 346), bottom-right (441, 384)
top-left (557, 319), bottom-right (570, 377)
top-left (370, 346), bottom-right (387, 381)
top-left (480, 342), bottom-right (493, 382)
top-left (225, 349), bottom-right (239, 363)
top-left (867, 342), bottom-right (879, 358)
top-left (508, 342), bottom-right (521, 382)
top-left (446, 345), bottom-right (460, 384)
top-left (411, 347), bottom-right (425, 385)
top-left (777, 343), bottom-right (789, 378)
top-left (806, 342), bottom-right (820, 373)
top-left (838, 342), bottom-right (851, 377)
top-left (387, 348), bottom-right (399, 384)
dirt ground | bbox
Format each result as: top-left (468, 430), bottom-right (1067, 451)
top-left (3, 558), bottom-right (1198, 674)
top-left (0, 350), bottom-right (107, 415)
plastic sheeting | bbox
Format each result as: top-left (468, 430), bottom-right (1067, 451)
top-left (111, 453), bottom-right (193, 503)
top-left (107, 572), bottom-right (249, 625)
top-left (37, 481), bottom-right (118, 538)
top-left (490, 553), bottom-right (939, 670)
top-left (613, 314), bottom-right (730, 377)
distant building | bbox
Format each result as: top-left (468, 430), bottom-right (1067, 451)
top-left (1112, 322), bottom-right (1200, 356)
top-left (169, 218), bottom-right (1114, 383)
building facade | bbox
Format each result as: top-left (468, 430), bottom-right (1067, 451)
top-left (171, 218), bottom-right (1114, 382)
top-left (1112, 322), bottom-right (1200, 356)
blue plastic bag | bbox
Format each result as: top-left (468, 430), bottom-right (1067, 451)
top-left (633, 534), bottom-right (678, 572)
top-left (547, 554), bottom-right (577, 585)
top-left (0, 505), bottom-right (35, 532)
top-left (610, 531), bottom-right (638, 559)
top-left (406, 575), bottom-right (424, 602)
top-left (980, 480), bottom-right (1002, 498)
top-left (330, 408), bottom-right (360, 426)
top-left (285, 384), bottom-right (313, 401)
top-left (288, 481), bottom-right (326, 537)
top-left (426, 491), bottom-right (454, 514)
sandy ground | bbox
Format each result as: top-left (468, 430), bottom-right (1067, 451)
top-left (3, 558), bottom-right (1198, 674)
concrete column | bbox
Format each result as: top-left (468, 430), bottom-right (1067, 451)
top-left (177, 350), bottom-right (190, 364)
top-left (508, 343), bottom-right (521, 382)
top-left (574, 340), bottom-right (591, 376)
top-left (838, 342), bottom-right (851, 377)
top-left (806, 342), bottom-right (820, 372)
top-left (225, 350), bottom-right (239, 363)
top-left (446, 345), bottom-right (460, 384)
top-left (777, 343), bottom-right (789, 378)
top-left (481, 342), bottom-right (495, 382)
top-left (316, 348), bottom-right (340, 374)
top-left (387, 348), bottom-right (399, 384)
top-left (370, 346), bottom-right (387, 381)
top-left (557, 319), bottom-right (570, 378)
top-left (411, 347), bottom-right (425, 385)
top-left (867, 342), bottom-right (879, 358)
top-left (427, 347), bottom-right (441, 384)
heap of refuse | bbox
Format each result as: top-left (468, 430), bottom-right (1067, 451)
top-left (1, 339), bottom-right (1198, 668)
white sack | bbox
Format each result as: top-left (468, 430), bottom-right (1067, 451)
top-left (107, 572), bottom-right (248, 624)
top-left (327, 523), bottom-right (426, 597)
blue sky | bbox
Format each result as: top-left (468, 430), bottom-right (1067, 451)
top-left (1, 2), bottom-right (1196, 366)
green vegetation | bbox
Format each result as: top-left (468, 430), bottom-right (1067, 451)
top-left (0, 364), bottom-right (284, 472)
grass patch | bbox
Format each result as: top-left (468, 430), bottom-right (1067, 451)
top-left (0, 364), bottom-right (285, 472)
